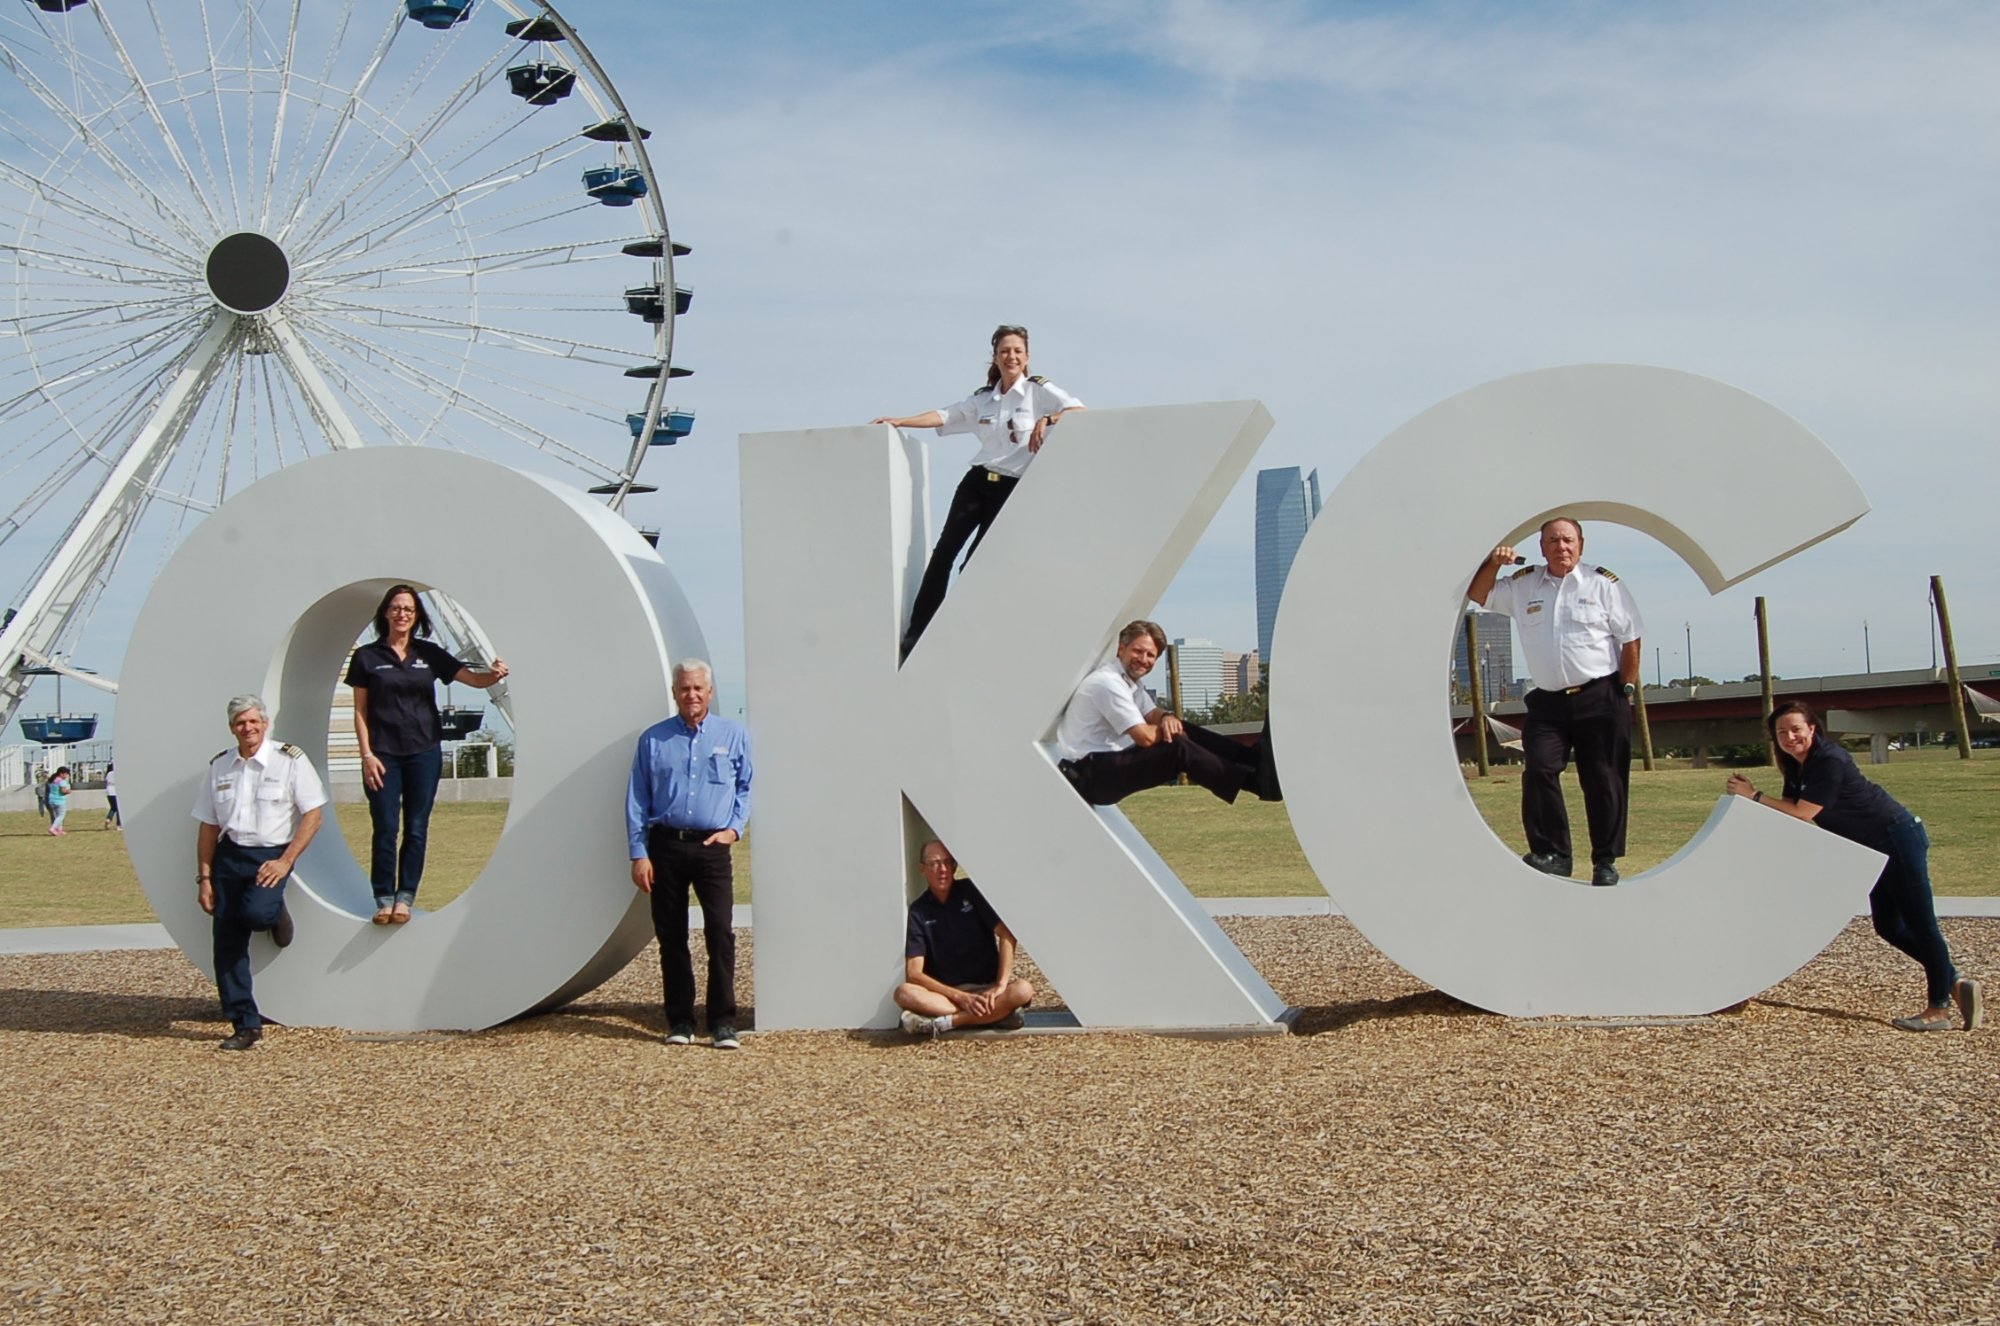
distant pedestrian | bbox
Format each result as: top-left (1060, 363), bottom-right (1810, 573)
top-left (1727, 699), bottom-right (1982, 1033)
top-left (103, 763), bottom-right (120, 830)
top-left (34, 768), bottom-right (49, 822)
top-left (871, 324), bottom-right (1084, 658)
top-left (45, 766), bottom-right (70, 835)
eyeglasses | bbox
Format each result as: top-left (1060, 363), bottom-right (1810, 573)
top-left (921, 857), bottom-right (957, 870)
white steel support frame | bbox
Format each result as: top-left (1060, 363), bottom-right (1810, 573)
top-left (0, 315), bottom-right (239, 728)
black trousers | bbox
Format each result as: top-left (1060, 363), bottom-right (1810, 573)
top-left (1521, 674), bottom-right (1631, 866)
top-left (1062, 724), bottom-right (1260, 806)
top-left (646, 828), bottom-right (737, 1029)
top-left (212, 837), bottom-right (290, 1033)
top-left (903, 465), bottom-right (1018, 651)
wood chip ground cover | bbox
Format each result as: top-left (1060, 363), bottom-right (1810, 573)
top-left (2, 918), bottom-right (1993, 1323)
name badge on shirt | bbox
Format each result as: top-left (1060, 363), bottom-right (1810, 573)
top-left (978, 414), bottom-right (995, 425)
top-left (1525, 599), bottom-right (1545, 615)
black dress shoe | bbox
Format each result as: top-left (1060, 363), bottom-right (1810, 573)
top-left (1522, 852), bottom-right (1573, 877)
top-left (271, 905), bottom-right (294, 949)
top-left (1591, 863), bottom-right (1620, 888)
top-left (219, 1027), bottom-right (262, 1051)
top-left (1251, 723), bottom-right (1283, 802)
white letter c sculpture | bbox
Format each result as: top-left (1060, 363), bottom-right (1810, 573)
top-left (117, 448), bottom-right (701, 1032)
top-left (1275, 365), bottom-right (1886, 1016)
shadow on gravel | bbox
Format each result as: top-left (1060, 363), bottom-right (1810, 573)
top-left (1289, 990), bottom-right (1485, 1035)
top-left (0, 986), bottom-right (215, 1039)
top-left (488, 1001), bottom-right (756, 1044)
top-left (1750, 997), bottom-right (1884, 1027)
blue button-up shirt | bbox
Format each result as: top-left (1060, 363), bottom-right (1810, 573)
top-left (626, 712), bottom-right (753, 859)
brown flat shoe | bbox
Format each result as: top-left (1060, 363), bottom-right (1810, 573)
top-left (372, 906), bottom-right (393, 926)
top-left (390, 902), bottom-right (412, 924)
top-left (1954, 978), bottom-right (1983, 1031)
top-left (1890, 1007), bottom-right (1956, 1032)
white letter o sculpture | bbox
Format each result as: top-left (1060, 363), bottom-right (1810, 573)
top-left (118, 448), bottom-right (701, 1032)
top-left (1274, 365), bottom-right (1889, 1017)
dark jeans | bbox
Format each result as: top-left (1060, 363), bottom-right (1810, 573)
top-left (212, 838), bottom-right (290, 1033)
top-left (903, 465), bottom-right (1018, 653)
top-left (1869, 814), bottom-right (1958, 1007)
top-left (646, 828), bottom-right (738, 1029)
top-left (1062, 724), bottom-right (1261, 806)
top-left (365, 746), bottom-right (443, 904)
top-left (1521, 675), bottom-right (1631, 866)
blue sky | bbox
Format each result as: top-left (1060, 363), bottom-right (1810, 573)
top-left (7, 0), bottom-right (1999, 731)
top-left (609, 0), bottom-right (1999, 705)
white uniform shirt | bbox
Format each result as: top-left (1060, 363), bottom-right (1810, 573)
top-left (1484, 564), bottom-right (1644, 692)
top-left (191, 739), bottom-right (329, 847)
top-left (935, 376), bottom-right (1083, 479)
top-left (1056, 661), bottom-right (1159, 761)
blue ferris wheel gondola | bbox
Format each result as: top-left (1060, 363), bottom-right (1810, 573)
top-left (627, 409), bottom-right (695, 444)
top-left (404, 0), bottom-right (472, 30)
top-left (507, 61), bottom-right (576, 105)
top-left (583, 164), bottom-right (648, 206)
top-left (20, 715), bottom-right (99, 744)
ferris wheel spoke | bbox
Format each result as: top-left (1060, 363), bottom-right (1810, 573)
top-left (287, 36), bottom-right (510, 257)
top-left (189, 0), bottom-right (246, 224)
top-left (310, 298), bottom-right (639, 366)
top-left (254, 0), bottom-right (306, 233)
top-left (320, 235), bottom-right (623, 287)
top-left (79, 0), bottom-right (241, 240)
top-left (293, 134), bottom-right (598, 281)
top-left (272, 9), bottom-right (405, 246)
top-left (0, 48), bottom-right (214, 250)
top-left (301, 317), bottom-right (621, 477)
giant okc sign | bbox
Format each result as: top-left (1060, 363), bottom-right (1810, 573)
top-left (118, 366), bottom-right (1883, 1032)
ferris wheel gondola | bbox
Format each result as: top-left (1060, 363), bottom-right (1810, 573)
top-left (0, 0), bottom-right (689, 734)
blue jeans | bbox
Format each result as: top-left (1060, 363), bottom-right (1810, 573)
top-left (212, 838), bottom-right (290, 1032)
top-left (365, 747), bottom-right (443, 905)
top-left (1869, 814), bottom-right (1958, 1007)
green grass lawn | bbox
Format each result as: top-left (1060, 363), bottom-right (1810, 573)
top-left (5, 749), bottom-right (1996, 926)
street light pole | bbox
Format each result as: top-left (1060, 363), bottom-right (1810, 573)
top-left (1863, 619), bottom-right (1871, 674)
top-left (1685, 622), bottom-right (1693, 685)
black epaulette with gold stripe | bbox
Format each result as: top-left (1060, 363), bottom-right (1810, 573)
top-left (1029, 374), bottom-right (1046, 384)
top-left (212, 748), bottom-right (231, 763)
top-left (1510, 564), bottom-right (1537, 578)
top-left (280, 742), bottom-right (305, 757)
top-left (1595, 566), bottom-right (1619, 581)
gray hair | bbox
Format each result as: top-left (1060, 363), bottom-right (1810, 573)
top-left (226, 694), bottom-right (268, 722)
top-left (672, 658), bottom-right (714, 687)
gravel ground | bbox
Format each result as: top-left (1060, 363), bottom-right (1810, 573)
top-left (3, 918), bottom-right (1994, 1325)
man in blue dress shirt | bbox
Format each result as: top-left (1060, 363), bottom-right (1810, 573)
top-left (626, 659), bottom-right (753, 1049)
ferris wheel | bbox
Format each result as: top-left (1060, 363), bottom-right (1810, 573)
top-left (0, 0), bottom-right (691, 739)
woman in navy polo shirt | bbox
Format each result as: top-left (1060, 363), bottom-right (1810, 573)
top-left (1727, 699), bottom-right (1981, 1032)
top-left (346, 584), bottom-right (509, 924)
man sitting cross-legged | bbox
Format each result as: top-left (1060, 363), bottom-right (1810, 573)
top-left (895, 839), bottom-right (1035, 1037)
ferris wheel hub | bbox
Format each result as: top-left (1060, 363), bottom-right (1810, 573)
top-left (205, 232), bottom-right (291, 314)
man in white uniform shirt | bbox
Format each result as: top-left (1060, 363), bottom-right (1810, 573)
top-left (1055, 619), bottom-right (1278, 806)
top-left (1469, 517), bottom-right (1644, 887)
top-left (192, 694), bottom-right (327, 1050)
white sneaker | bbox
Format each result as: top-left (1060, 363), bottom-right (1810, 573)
top-left (899, 1009), bottom-right (939, 1038)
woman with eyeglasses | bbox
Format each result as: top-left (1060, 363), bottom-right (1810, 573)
top-left (346, 584), bottom-right (509, 924)
top-left (872, 323), bottom-right (1084, 657)
top-left (1727, 699), bottom-right (1981, 1032)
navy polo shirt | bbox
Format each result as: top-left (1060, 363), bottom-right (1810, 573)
top-left (905, 878), bottom-right (1005, 988)
top-left (344, 637), bottom-right (466, 756)
top-left (1783, 733), bottom-right (1906, 850)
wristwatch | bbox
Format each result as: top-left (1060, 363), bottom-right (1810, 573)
top-left (1621, 683), bottom-right (1637, 698)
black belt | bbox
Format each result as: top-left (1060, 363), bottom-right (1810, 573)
top-left (652, 826), bottom-right (724, 843)
top-left (1559, 674), bottom-right (1618, 695)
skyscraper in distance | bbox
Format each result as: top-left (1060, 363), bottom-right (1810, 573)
top-left (1254, 466), bottom-right (1321, 663)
